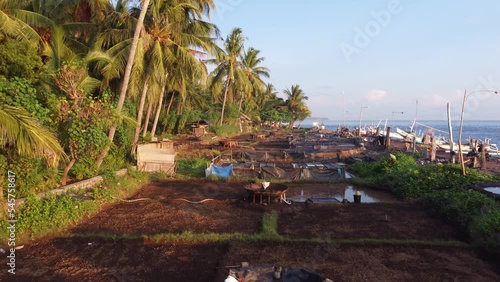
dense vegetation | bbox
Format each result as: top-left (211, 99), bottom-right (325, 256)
top-left (349, 153), bottom-right (500, 254)
top-left (0, 0), bottom-right (311, 196)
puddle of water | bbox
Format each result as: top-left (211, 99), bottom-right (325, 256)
top-left (337, 186), bottom-right (379, 203)
top-left (484, 187), bottom-right (500, 195)
top-left (288, 185), bottom-right (380, 203)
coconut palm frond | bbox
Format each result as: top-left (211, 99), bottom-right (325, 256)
top-left (0, 105), bottom-right (66, 160)
top-left (78, 76), bottom-right (101, 94)
top-left (12, 9), bottom-right (56, 29)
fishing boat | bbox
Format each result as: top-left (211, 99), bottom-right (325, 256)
top-left (487, 144), bottom-right (500, 159)
top-left (396, 128), bottom-right (423, 144)
top-left (379, 129), bottom-right (405, 141)
top-left (438, 142), bottom-right (470, 153)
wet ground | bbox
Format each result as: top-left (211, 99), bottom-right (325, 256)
top-left (5, 131), bottom-right (500, 281)
top-left (4, 180), bottom-right (500, 282)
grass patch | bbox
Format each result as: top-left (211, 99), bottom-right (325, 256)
top-left (0, 169), bottom-right (150, 246)
top-left (261, 211), bottom-right (280, 238)
top-left (67, 232), bottom-right (469, 248)
top-left (175, 158), bottom-right (209, 178)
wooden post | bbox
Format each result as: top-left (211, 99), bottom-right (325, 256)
top-left (447, 103), bottom-right (455, 163)
top-left (412, 137), bottom-right (417, 153)
top-left (480, 144), bottom-right (487, 170)
top-left (424, 134), bottom-right (430, 159)
top-left (385, 127), bottom-right (391, 149)
top-left (431, 136), bottom-right (437, 162)
top-left (458, 90), bottom-right (467, 175)
top-left (375, 127), bottom-right (380, 145)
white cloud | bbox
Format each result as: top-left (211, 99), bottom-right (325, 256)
top-left (431, 94), bottom-right (449, 106)
top-left (367, 89), bottom-right (387, 103)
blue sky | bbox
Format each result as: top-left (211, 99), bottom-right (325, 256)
top-left (210, 0), bottom-right (500, 121)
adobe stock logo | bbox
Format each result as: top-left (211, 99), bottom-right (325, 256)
top-left (340, 0), bottom-right (412, 63)
top-left (216, 0), bottom-right (244, 20)
top-left (442, 75), bottom-right (500, 121)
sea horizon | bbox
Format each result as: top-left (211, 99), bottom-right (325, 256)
top-left (300, 119), bottom-right (500, 145)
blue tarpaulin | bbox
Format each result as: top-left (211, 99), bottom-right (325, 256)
top-left (210, 164), bottom-right (233, 178)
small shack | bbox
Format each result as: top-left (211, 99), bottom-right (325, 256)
top-left (190, 119), bottom-right (211, 136)
top-left (137, 139), bottom-right (176, 175)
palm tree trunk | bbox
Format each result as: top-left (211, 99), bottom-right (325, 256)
top-left (166, 92), bottom-right (175, 115)
top-left (61, 158), bottom-right (77, 185)
top-left (95, 0), bottom-right (151, 169)
top-left (220, 74), bottom-right (231, 125)
top-left (179, 89), bottom-right (186, 115)
top-left (142, 98), bottom-right (153, 137)
top-left (151, 93), bottom-right (164, 137)
top-left (151, 73), bottom-right (169, 137)
top-left (238, 95), bottom-right (243, 113)
top-left (132, 81), bottom-right (149, 155)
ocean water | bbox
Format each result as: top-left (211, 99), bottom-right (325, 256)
top-left (301, 120), bottom-right (500, 146)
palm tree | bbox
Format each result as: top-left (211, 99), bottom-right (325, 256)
top-left (95, 0), bottom-right (151, 168)
top-left (129, 0), bottom-right (217, 150)
top-left (284, 85), bottom-right (310, 128)
top-left (238, 47), bottom-right (270, 113)
top-left (0, 105), bottom-right (65, 199)
top-left (207, 27), bottom-right (247, 125)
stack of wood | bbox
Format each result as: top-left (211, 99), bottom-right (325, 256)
top-left (219, 140), bottom-right (239, 148)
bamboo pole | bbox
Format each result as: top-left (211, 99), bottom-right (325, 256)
top-left (385, 127), bottom-right (391, 149)
top-left (458, 90), bottom-right (467, 175)
top-left (446, 103), bottom-right (455, 163)
top-left (480, 144), bottom-right (487, 170)
top-left (431, 136), bottom-right (437, 162)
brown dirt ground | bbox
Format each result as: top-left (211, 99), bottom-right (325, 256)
top-left (215, 242), bottom-right (500, 282)
top-left (5, 180), bottom-right (500, 282)
top-left (278, 203), bottom-right (464, 241)
top-left (3, 134), bottom-right (500, 282)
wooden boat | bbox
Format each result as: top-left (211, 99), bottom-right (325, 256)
top-left (396, 128), bottom-right (423, 143)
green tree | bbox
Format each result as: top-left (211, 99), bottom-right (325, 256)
top-left (53, 62), bottom-right (110, 184)
top-left (284, 85), bottom-right (310, 128)
top-left (0, 34), bottom-right (44, 80)
top-left (238, 47), bottom-right (270, 114)
top-left (207, 27), bottom-right (248, 125)
top-left (130, 0), bottom-right (216, 151)
top-left (95, 0), bottom-right (151, 168)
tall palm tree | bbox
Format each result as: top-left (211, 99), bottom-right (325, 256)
top-left (238, 47), bottom-right (270, 113)
top-left (96, 0), bottom-right (151, 168)
top-left (207, 27), bottom-right (247, 125)
top-left (129, 0), bottom-right (217, 150)
top-left (284, 85), bottom-right (310, 128)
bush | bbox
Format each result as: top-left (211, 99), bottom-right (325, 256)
top-left (210, 125), bottom-right (240, 137)
top-left (423, 190), bottom-right (495, 230)
top-left (349, 153), bottom-right (495, 200)
top-left (1, 153), bottom-right (60, 197)
top-left (15, 194), bottom-right (98, 234)
top-left (470, 206), bottom-right (500, 254)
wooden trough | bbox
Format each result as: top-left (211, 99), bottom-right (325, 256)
top-left (244, 183), bottom-right (288, 204)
